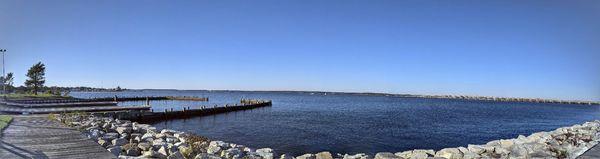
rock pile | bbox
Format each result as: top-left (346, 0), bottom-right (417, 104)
top-left (55, 114), bottom-right (599, 159)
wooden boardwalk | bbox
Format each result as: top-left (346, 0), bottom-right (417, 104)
top-left (0, 115), bottom-right (116, 159)
top-left (578, 143), bottom-right (600, 159)
top-left (0, 105), bottom-right (150, 114)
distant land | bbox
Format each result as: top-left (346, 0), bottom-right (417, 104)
top-left (102, 89), bottom-right (600, 105)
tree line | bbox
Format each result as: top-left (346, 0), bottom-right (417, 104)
top-left (1, 62), bottom-right (124, 95)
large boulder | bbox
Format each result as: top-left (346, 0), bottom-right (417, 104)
top-left (97, 139), bottom-right (110, 147)
top-left (466, 145), bottom-right (486, 154)
top-left (434, 148), bottom-right (463, 159)
top-left (107, 146), bottom-right (122, 156)
top-left (103, 132), bottom-right (120, 141)
top-left (209, 141), bottom-right (229, 148)
top-left (116, 126), bottom-right (133, 134)
top-left (112, 138), bottom-right (128, 146)
top-left (256, 148), bottom-right (275, 159)
top-left (126, 148), bottom-right (141, 156)
top-left (374, 152), bottom-right (400, 159)
top-left (138, 142), bottom-right (152, 151)
top-left (221, 148), bottom-right (243, 158)
top-left (316, 151), bottom-right (333, 159)
top-left (343, 153), bottom-right (369, 159)
top-left (296, 154), bottom-right (316, 159)
top-left (158, 146), bottom-right (170, 157)
top-left (207, 145), bottom-right (222, 154)
top-left (143, 150), bottom-right (167, 159)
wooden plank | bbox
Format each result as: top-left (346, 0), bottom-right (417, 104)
top-left (0, 115), bottom-right (116, 159)
top-left (0, 105), bottom-right (150, 114)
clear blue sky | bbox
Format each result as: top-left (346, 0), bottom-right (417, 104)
top-left (1, 0), bottom-right (599, 101)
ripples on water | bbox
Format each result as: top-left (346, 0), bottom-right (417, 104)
top-left (72, 90), bottom-right (600, 156)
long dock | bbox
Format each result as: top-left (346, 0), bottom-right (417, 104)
top-left (0, 105), bottom-right (150, 114)
top-left (0, 115), bottom-right (116, 159)
top-left (98, 100), bottom-right (272, 123)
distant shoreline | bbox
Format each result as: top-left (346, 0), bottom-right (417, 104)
top-left (73, 89), bottom-right (600, 105)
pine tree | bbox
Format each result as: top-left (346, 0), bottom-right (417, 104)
top-left (25, 62), bottom-right (46, 95)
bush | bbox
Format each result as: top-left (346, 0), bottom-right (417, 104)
top-left (0, 115), bottom-right (13, 131)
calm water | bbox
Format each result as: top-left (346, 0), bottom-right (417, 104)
top-left (71, 90), bottom-right (600, 156)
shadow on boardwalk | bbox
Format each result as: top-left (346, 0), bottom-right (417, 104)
top-left (0, 115), bottom-right (116, 159)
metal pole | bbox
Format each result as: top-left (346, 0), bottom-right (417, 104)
top-left (0, 49), bottom-right (5, 97)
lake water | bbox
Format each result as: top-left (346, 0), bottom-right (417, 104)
top-left (71, 90), bottom-right (600, 156)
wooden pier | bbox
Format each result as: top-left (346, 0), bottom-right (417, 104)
top-left (0, 105), bottom-right (150, 114)
top-left (98, 100), bottom-right (272, 123)
top-left (89, 96), bottom-right (208, 102)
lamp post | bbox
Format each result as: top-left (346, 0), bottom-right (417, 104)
top-left (0, 49), bottom-right (5, 97)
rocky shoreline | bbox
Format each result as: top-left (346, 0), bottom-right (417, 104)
top-left (54, 113), bottom-right (599, 159)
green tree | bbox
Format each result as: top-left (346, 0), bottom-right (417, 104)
top-left (1, 72), bottom-right (14, 92)
top-left (25, 62), bottom-right (46, 95)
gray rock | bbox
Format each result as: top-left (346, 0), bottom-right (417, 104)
top-left (343, 154), bottom-right (370, 159)
top-left (207, 145), bottom-right (221, 154)
top-left (316, 151), bottom-right (333, 159)
top-left (98, 139), bottom-right (109, 147)
top-left (374, 152), bottom-right (400, 159)
top-left (209, 141), bottom-right (229, 148)
top-left (466, 145), bottom-right (485, 154)
top-left (107, 146), bottom-right (122, 156)
top-left (155, 133), bottom-right (166, 139)
top-left (297, 154), bottom-right (316, 159)
top-left (281, 154), bottom-right (295, 159)
top-left (137, 142), bottom-right (152, 151)
top-left (112, 138), bottom-right (128, 146)
top-left (103, 132), bottom-right (120, 141)
top-left (158, 146), bottom-right (170, 157)
top-left (499, 139), bottom-right (515, 149)
top-left (126, 148), bottom-right (141, 156)
top-left (434, 148), bottom-right (462, 159)
top-left (221, 148), bottom-right (243, 158)
top-left (195, 153), bottom-right (222, 159)
top-left (116, 126), bottom-right (133, 134)
top-left (256, 148), bottom-right (275, 159)
top-left (410, 153), bottom-right (428, 159)
top-left (167, 151), bottom-right (185, 159)
top-left (166, 137), bottom-right (178, 143)
top-left (141, 133), bottom-right (154, 140)
top-left (161, 129), bottom-right (179, 134)
top-left (509, 145), bottom-right (528, 158)
top-left (394, 151), bottom-right (412, 159)
top-left (143, 150), bottom-right (167, 159)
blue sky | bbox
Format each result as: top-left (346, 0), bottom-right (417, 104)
top-left (1, 0), bottom-right (599, 101)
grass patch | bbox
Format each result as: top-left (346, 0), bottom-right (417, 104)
top-left (0, 93), bottom-right (72, 100)
top-left (0, 115), bottom-right (13, 130)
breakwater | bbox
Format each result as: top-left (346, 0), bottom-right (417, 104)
top-left (413, 95), bottom-right (600, 105)
top-left (55, 112), bottom-right (599, 159)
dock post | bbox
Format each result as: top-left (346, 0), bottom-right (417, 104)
top-left (114, 95), bottom-right (118, 102)
top-left (146, 97), bottom-right (150, 106)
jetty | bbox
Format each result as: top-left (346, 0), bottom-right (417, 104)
top-left (410, 94), bottom-right (600, 105)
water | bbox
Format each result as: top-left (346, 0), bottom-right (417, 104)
top-left (71, 90), bottom-right (600, 156)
